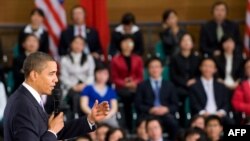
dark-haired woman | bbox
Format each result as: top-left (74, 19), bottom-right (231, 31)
top-left (160, 9), bottom-right (186, 57)
top-left (110, 12), bottom-right (144, 56)
top-left (18, 8), bottom-right (49, 54)
top-left (60, 36), bottom-right (95, 117)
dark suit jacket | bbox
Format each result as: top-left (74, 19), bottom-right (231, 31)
top-left (199, 20), bottom-right (242, 56)
top-left (215, 54), bottom-right (244, 81)
top-left (18, 27), bottom-right (49, 54)
top-left (109, 30), bottom-right (144, 56)
top-left (111, 54), bottom-right (143, 89)
top-left (159, 27), bottom-right (186, 56)
top-left (59, 25), bottom-right (102, 56)
top-left (170, 53), bottom-right (201, 89)
top-left (189, 78), bottom-right (230, 115)
top-left (4, 85), bottom-right (95, 141)
top-left (135, 79), bottom-right (178, 117)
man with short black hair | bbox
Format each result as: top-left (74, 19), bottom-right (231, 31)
top-left (4, 52), bottom-right (110, 141)
top-left (146, 118), bottom-right (168, 141)
top-left (205, 115), bottom-right (223, 141)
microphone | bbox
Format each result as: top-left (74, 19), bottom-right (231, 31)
top-left (52, 88), bottom-right (61, 117)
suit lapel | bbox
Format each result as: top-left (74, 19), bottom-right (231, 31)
top-left (213, 81), bottom-right (220, 109)
top-left (197, 79), bottom-right (207, 105)
top-left (147, 80), bottom-right (155, 99)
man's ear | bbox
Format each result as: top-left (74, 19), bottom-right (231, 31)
top-left (29, 70), bottom-right (38, 81)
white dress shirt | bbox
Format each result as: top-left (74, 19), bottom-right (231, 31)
top-left (224, 54), bottom-right (235, 87)
top-left (74, 25), bottom-right (87, 38)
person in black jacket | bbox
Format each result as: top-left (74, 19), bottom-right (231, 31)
top-left (59, 5), bottom-right (102, 59)
top-left (159, 9), bottom-right (186, 57)
top-left (215, 35), bottom-right (244, 91)
top-left (109, 12), bottom-right (144, 56)
top-left (199, 1), bottom-right (242, 57)
top-left (190, 58), bottom-right (234, 125)
top-left (170, 33), bottom-right (201, 126)
top-left (18, 8), bottom-right (49, 54)
top-left (135, 57), bottom-right (179, 140)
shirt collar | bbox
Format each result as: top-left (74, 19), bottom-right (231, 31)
top-left (150, 77), bottom-right (162, 83)
top-left (22, 82), bottom-right (42, 104)
top-left (201, 77), bottom-right (213, 85)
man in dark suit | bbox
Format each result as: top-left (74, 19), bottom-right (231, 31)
top-left (135, 57), bottom-right (179, 140)
top-left (199, 1), bottom-right (242, 57)
top-left (190, 58), bottom-right (233, 125)
top-left (59, 5), bottom-right (102, 59)
top-left (4, 52), bottom-right (110, 141)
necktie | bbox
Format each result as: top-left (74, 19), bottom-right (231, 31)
top-left (78, 26), bottom-right (82, 37)
top-left (216, 24), bottom-right (224, 41)
top-left (39, 100), bottom-right (45, 112)
top-left (153, 81), bottom-right (161, 106)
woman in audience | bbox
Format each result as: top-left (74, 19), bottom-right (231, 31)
top-left (111, 34), bottom-right (143, 131)
top-left (183, 127), bottom-right (209, 141)
top-left (232, 58), bottom-right (250, 116)
top-left (13, 34), bottom-right (40, 91)
top-left (160, 9), bottom-right (186, 57)
top-left (110, 12), bottom-right (144, 56)
top-left (215, 35), bottom-right (244, 90)
top-left (80, 64), bottom-right (119, 127)
top-left (133, 119), bottom-right (148, 141)
top-left (170, 33), bottom-right (201, 125)
top-left (189, 115), bottom-right (205, 130)
top-left (105, 128), bottom-right (126, 141)
top-left (60, 36), bottom-right (95, 117)
top-left (18, 8), bottom-right (49, 54)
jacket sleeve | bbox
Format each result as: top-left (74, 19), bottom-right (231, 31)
top-left (232, 84), bottom-right (250, 114)
top-left (167, 83), bottom-right (179, 114)
top-left (111, 59), bottom-right (125, 88)
top-left (134, 57), bottom-right (144, 84)
top-left (85, 56), bottom-right (95, 84)
top-left (199, 25), bottom-right (214, 56)
top-left (135, 83), bottom-right (151, 114)
top-left (12, 106), bottom-right (57, 141)
top-left (58, 30), bottom-right (68, 56)
top-left (189, 85), bottom-right (204, 114)
top-left (58, 116), bottom-right (95, 140)
top-left (60, 57), bottom-right (75, 89)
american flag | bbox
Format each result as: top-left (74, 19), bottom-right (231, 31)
top-left (35, 0), bottom-right (66, 59)
top-left (244, 0), bottom-right (250, 57)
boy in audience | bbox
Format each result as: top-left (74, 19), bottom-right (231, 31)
top-left (146, 118), bottom-right (169, 141)
top-left (135, 57), bottom-right (179, 140)
top-left (205, 115), bottom-right (223, 141)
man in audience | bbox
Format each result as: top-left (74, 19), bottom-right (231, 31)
top-left (59, 5), bottom-right (102, 59)
top-left (199, 1), bottom-right (242, 57)
top-left (135, 57), bottom-right (179, 140)
top-left (190, 58), bottom-right (233, 125)
top-left (146, 118), bottom-right (169, 141)
top-left (205, 115), bottom-right (224, 141)
top-left (109, 12), bottom-right (144, 56)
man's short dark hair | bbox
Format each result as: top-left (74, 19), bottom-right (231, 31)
top-left (145, 117), bottom-right (162, 131)
top-left (205, 115), bottom-right (223, 127)
top-left (211, 1), bottom-right (228, 13)
top-left (145, 56), bottom-right (163, 68)
top-left (22, 52), bottom-right (55, 78)
top-left (70, 5), bottom-right (86, 19)
top-left (121, 12), bottom-right (136, 25)
top-left (30, 8), bottom-right (45, 18)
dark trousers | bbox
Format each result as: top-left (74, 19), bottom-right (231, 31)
top-left (67, 89), bottom-right (83, 119)
top-left (117, 88), bottom-right (135, 132)
top-left (176, 87), bottom-right (190, 127)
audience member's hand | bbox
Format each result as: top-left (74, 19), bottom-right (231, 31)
top-left (73, 83), bottom-right (86, 92)
top-left (48, 112), bottom-right (64, 134)
top-left (213, 50), bottom-right (221, 56)
top-left (216, 112), bottom-right (225, 118)
top-left (149, 106), bottom-right (168, 116)
top-left (187, 79), bottom-right (196, 87)
top-left (88, 100), bottom-right (110, 123)
top-left (202, 112), bottom-right (210, 117)
top-left (91, 52), bottom-right (100, 59)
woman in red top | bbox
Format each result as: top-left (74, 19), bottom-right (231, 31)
top-left (111, 34), bottom-right (143, 131)
top-left (232, 59), bottom-right (250, 116)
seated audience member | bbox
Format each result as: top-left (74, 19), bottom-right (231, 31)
top-left (135, 57), bottom-right (179, 139)
top-left (190, 58), bottom-right (233, 125)
top-left (0, 81), bottom-right (7, 137)
top-left (111, 35), bottom-right (143, 130)
top-left (18, 8), bottom-right (49, 54)
top-left (215, 35), bottom-right (244, 90)
top-left (13, 34), bottom-right (40, 91)
top-left (205, 115), bottom-right (224, 141)
top-left (96, 123), bottom-right (111, 141)
top-left (76, 135), bottom-right (92, 141)
top-left (170, 33), bottom-right (201, 124)
top-left (110, 12), bottom-right (144, 56)
top-left (199, 1), bottom-right (242, 57)
top-left (105, 128), bottom-right (126, 141)
top-left (59, 5), bottom-right (101, 59)
top-left (60, 36), bottom-right (95, 117)
top-left (133, 119), bottom-right (149, 141)
top-left (80, 64), bottom-right (119, 127)
top-left (146, 118), bottom-right (169, 141)
top-left (189, 115), bottom-right (205, 130)
top-left (232, 59), bottom-right (250, 116)
top-left (183, 127), bottom-right (209, 141)
top-left (160, 9), bottom-right (186, 57)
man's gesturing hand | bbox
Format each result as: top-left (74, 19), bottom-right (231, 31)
top-left (88, 100), bottom-right (110, 124)
top-left (48, 112), bottom-right (64, 134)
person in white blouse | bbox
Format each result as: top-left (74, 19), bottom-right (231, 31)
top-left (60, 36), bottom-right (95, 118)
top-left (215, 35), bottom-right (244, 90)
